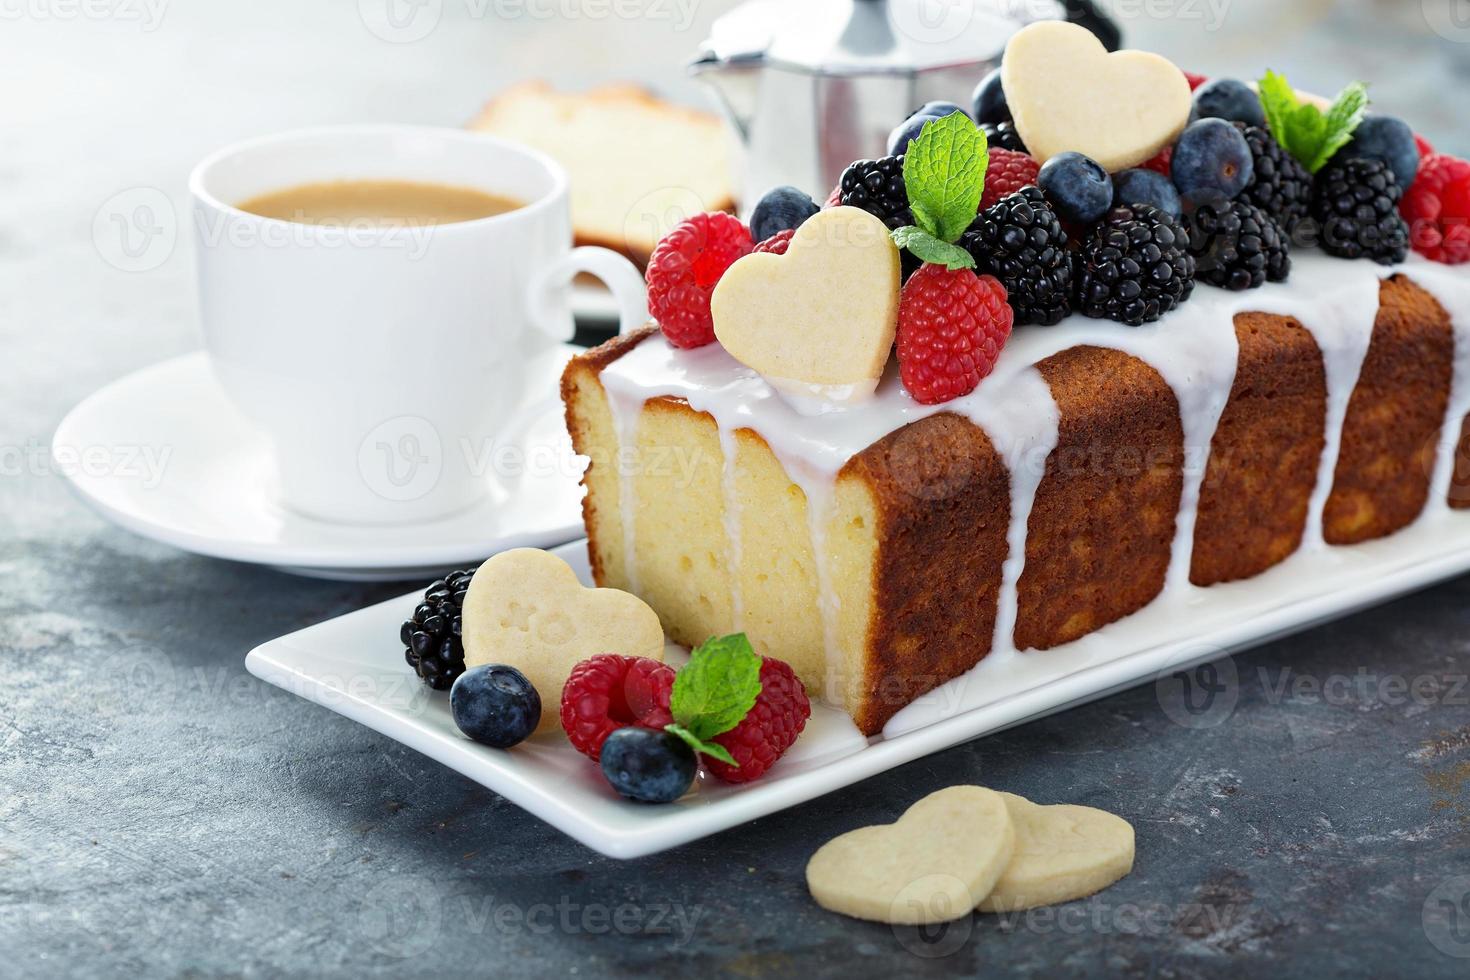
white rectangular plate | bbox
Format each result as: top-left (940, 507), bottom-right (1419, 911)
top-left (247, 515), bottom-right (1470, 859)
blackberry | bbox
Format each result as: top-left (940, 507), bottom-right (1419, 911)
top-left (1310, 157), bottom-right (1408, 265)
top-left (1184, 198), bottom-right (1290, 291)
top-left (400, 568), bottom-right (476, 690)
top-left (980, 120), bottom-right (1028, 154)
top-left (1075, 204), bottom-right (1195, 325)
top-left (1234, 123), bottom-right (1312, 236)
top-left (838, 155), bottom-right (911, 231)
top-left (960, 186), bottom-right (1073, 325)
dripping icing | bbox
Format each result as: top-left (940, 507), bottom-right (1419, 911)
top-left (594, 252), bottom-right (1470, 724)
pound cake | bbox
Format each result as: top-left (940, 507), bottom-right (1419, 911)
top-left (469, 81), bottom-right (734, 265)
top-left (563, 24), bottom-right (1470, 735)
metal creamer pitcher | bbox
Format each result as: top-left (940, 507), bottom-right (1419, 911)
top-left (691, 0), bottom-right (1118, 208)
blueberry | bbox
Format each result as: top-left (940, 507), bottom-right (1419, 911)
top-left (749, 186), bottom-right (820, 242)
top-left (1037, 151), bottom-right (1114, 224)
top-left (1190, 78), bottom-right (1266, 128)
top-left (887, 113), bottom-right (938, 156)
top-left (1112, 168), bottom-right (1182, 218)
top-left (599, 727), bottom-right (696, 804)
top-left (1171, 118), bottom-right (1253, 201)
top-left (970, 68), bottom-right (1007, 125)
top-left (450, 664), bottom-right (540, 748)
top-left (914, 100), bottom-right (967, 120)
top-left (1344, 114), bottom-right (1418, 191)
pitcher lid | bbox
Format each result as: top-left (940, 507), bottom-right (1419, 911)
top-left (696, 0), bottom-right (1065, 75)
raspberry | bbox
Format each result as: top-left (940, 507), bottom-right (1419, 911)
top-left (896, 265), bottom-right (1013, 405)
top-left (752, 228), bottom-right (794, 255)
top-left (1416, 133), bottom-right (1435, 160)
top-left (703, 658), bottom-right (811, 784)
top-left (560, 654), bottom-right (676, 761)
top-left (823, 184), bottom-right (843, 208)
top-left (1184, 71), bottom-right (1208, 91)
top-left (1402, 153), bottom-right (1470, 265)
top-left (1142, 144), bottom-right (1172, 177)
top-left (979, 148), bottom-right (1040, 211)
top-left (645, 212), bottom-right (752, 349)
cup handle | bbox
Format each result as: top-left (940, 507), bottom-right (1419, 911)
top-left (526, 245), bottom-right (649, 340)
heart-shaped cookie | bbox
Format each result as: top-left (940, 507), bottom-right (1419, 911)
top-left (461, 548), bottom-right (664, 733)
top-left (1002, 21), bottom-right (1190, 172)
top-left (805, 786), bottom-right (1014, 924)
top-left (976, 792), bottom-right (1135, 912)
top-left (712, 206), bottom-right (899, 406)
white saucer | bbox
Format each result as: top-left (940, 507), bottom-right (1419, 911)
top-left (54, 346), bottom-right (587, 581)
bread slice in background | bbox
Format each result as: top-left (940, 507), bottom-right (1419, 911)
top-left (470, 81), bottom-right (735, 267)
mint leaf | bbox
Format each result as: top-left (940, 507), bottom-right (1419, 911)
top-left (1314, 81), bottom-right (1368, 171)
top-left (668, 633), bottom-right (761, 742)
top-left (1256, 71), bottom-right (1368, 173)
top-left (664, 723), bottom-right (738, 767)
top-left (1258, 70), bottom-right (1298, 156)
top-left (901, 112), bottom-right (988, 244)
top-left (891, 226), bottom-right (976, 270)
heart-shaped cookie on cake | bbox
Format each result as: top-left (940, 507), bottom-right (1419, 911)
top-left (461, 548), bottom-right (665, 733)
top-left (711, 206), bottom-right (899, 410)
top-left (1001, 20), bottom-right (1190, 172)
top-left (976, 792), bottom-right (1135, 912)
top-left (805, 785), bottom-right (1015, 924)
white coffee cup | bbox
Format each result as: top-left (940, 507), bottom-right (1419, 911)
top-left (189, 125), bottom-right (647, 525)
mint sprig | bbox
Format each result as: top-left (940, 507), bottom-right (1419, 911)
top-left (1258, 71), bottom-right (1368, 173)
top-left (891, 226), bottom-right (975, 270)
top-left (663, 633), bottom-right (762, 767)
top-left (890, 112), bottom-right (986, 268)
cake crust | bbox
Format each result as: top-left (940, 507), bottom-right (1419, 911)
top-left (1015, 346), bottom-right (1184, 650)
top-left (1325, 276), bottom-right (1453, 543)
top-left (1191, 313), bottom-right (1327, 585)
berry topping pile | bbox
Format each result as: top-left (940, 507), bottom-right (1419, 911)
top-left (562, 632), bottom-right (811, 802)
top-left (632, 39), bottom-right (1468, 414)
top-left (645, 211), bottom-right (752, 349)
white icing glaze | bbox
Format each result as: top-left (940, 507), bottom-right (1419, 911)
top-left (595, 250), bottom-right (1470, 735)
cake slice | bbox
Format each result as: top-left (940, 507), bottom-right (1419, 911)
top-left (468, 82), bottom-right (735, 266)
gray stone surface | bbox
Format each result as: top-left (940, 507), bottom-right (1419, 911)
top-left (4, 2), bottom-right (1470, 976)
